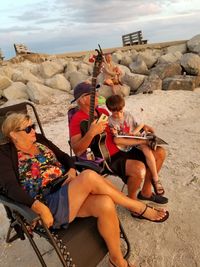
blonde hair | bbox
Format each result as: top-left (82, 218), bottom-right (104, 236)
top-left (2, 113), bottom-right (30, 140)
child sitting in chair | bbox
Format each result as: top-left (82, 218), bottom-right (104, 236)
top-left (106, 94), bottom-right (165, 196)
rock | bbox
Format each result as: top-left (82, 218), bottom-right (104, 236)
top-left (26, 81), bottom-right (56, 104)
top-left (187, 34), bottom-right (200, 54)
top-left (162, 75), bottom-right (198, 91)
top-left (39, 61), bottom-right (64, 78)
top-left (67, 71), bottom-right (89, 89)
top-left (122, 72), bottom-right (146, 93)
top-left (158, 51), bottom-right (182, 64)
top-left (98, 84), bottom-right (130, 98)
top-left (3, 82), bottom-right (29, 100)
top-left (137, 49), bottom-right (159, 68)
top-left (112, 50), bottom-right (124, 63)
top-left (166, 43), bottom-right (187, 54)
top-left (120, 51), bottom-right (135, 66)
top-left (180, 53), bottom-right (200, 75)
top-left (118, 64), bottom-right (131, 76)
top-left (150, 62), bottom-right (182, 79)
top-left (44, 74), bottom-right (71, 92)
top-left (64, 61), bottom-right (77, 73)
top-left (136, 74), bottom-right (162, 94)
top-left (0, 75), bottom-right (12, 91)
top-left (77, 62), bottom-right (92, 76)
top-left (12, 69), bottom-right (42, 84)
top-left (129, 56), bottom-right (149, 75)
top-left (0, 66), bottom-right (15, 79)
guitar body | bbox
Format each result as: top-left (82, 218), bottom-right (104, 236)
top-left (80, 120), bottom-right (111, 164)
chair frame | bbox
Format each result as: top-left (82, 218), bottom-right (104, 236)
top-left (0, 101), bottom-right (131, 267)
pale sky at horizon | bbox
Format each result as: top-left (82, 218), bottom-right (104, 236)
top-left (1, 0), bottom-right (200, 59)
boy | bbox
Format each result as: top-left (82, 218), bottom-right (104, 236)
top-left (106, 95), bottom-right (165, 196)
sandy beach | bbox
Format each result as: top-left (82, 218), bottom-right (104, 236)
top-left (0, 88), bottom-right (200, 267)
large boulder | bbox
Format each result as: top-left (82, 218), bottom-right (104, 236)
top-left (12, 69), bottom-right (42, 84)
top-left (180, 53), bottom-right (200, 75)
top-left (112, 50), bottom-right (124, 63)
top-left (162, 75), bottom-right (197, 91)
top-left (39, 61), bottom-right (64, 78)
top-left (129, 57), bottom-right (149, 75)
top-left (2, 82), bottom-right (29, 100)
top-left (120, 53), bottom-right (134, 67)
top-left (187, 34), bottom-right (200, 54)
top-left (26, 81), bottom-right (56, 104)
top-left (64, 61), bottom-right (77, 73)
top-left (122, 72), bottom-right (146, 93)
top-left (0, 66), bottom-right (15, 79)
top-left (0, 75), bottom-right (12, 91)
top-left (136, 74), bottom-right (162, 94)
top-left (67, 71), bottom-right (89, 89)
top-left (150, 62), bottom-right (182, 79)
top-left (44, 74), bottom-right (71, 92)
top-left (98, 84), bottom-right (130, 98)
top-left (137, 49), bottom-right (159, 68)
top-left (158, 51), bottom-right (182, 64)
top-left (166, 43), bottom-right (187, 54)
top-left (77, 62), bottom-right (93, 76)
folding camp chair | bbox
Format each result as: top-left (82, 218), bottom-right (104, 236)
top-left (0, 101), bottom-right (130, 267)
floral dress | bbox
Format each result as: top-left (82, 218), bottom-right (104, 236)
top-left (18, 143), bottom-right (66, 199)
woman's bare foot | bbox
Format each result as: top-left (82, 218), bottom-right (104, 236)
top-left (131, 204), bottom-right (169, 223)
top-left (109, 258), bottom-right (135, 267)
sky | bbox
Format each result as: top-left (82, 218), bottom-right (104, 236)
top-left (1, 0), bottom-right (200, 59)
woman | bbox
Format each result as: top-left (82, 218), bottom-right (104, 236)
top-left (0, 113), bottom-right (169, 267)
top-left (102, 53), bottom-right (122, 95)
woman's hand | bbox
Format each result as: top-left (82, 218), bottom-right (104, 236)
top-left (63, 168), bottom-right (77, 184)
top-left (31, 200), bottom-right (54, 228)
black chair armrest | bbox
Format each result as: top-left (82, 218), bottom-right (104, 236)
top-left (0, 195), bottom-right (39, 224)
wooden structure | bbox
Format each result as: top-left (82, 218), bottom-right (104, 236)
top-left (122, 30), bottom-right (147, 46)
top-left (14, 43), bottom-right (32, 55)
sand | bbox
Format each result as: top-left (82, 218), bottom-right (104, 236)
top-left (0, 88), bottom-right (200, 267)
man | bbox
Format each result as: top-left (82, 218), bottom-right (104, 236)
top-left (69, 82), bottom-right (168, 204)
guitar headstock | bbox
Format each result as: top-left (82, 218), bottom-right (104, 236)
top-left (92, 44), bottom-right (103, 78)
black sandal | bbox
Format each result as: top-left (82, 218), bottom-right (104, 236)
top-left (131, 204), bottom-right (169, 223)
top-left (109, 258), bottom-right (133, 267)
top-left (152, 180), bottom-right (165, 195)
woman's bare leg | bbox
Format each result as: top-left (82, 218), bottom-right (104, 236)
top-left (75, 194), bottom-right (131, 267)
top-left (68, 169), bottom-right (168, 223)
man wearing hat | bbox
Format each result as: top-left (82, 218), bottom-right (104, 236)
top-left (69, 82), bottom-right (168, 204)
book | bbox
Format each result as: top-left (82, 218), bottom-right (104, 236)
top-left (116, 134), bottom-right (168, 145)
top-left (116, 135), bottom-right (148, 140)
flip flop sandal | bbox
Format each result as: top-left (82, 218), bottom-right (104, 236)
top-left (131, 204), bottom-right (169, 223)
top-left (109, 258), bottom-right (133, 267)
top-left (137, 191), bottom-right (168, 204)
top-left (152, 180), bottom-right (165, 195)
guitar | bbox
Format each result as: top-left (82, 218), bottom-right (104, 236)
top-left (80, 45), bottom-right (111, 166)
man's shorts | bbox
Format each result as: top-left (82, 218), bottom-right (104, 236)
top-left (109, 147), bottom-right (147, 184)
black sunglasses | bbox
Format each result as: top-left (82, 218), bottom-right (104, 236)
top-left (18, 124), bottom-right (36, 134)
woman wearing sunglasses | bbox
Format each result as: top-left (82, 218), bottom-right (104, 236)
top-left (0, 113), bottom-right (169, 267)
